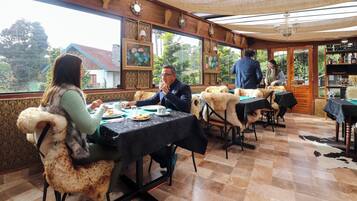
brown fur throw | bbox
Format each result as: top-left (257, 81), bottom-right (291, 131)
top-left (191, 94), bottom-right (201, 119)
top-left (17, 107), bottom-right (114, 201)
top-left (346, 87), bottom-right (357, 99)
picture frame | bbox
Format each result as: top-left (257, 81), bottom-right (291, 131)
top-left (204, 53), bottom-right (220, 73)
top-left (123, 39), bottom-right (153, 70)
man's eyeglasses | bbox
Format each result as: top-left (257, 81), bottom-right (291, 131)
top-left (161, 73), bottom-right (173, 77)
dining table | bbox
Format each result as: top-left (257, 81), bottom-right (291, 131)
top-left (93, 105), bottom-right (208, 201)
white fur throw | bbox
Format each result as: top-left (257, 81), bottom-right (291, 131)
top-left (191, 94), bottom-right (201, 119)
top-left (134, 91), bottom-right (156, 101)
top-left (17, 107), bottom-right (114, 201)
top-left (205, 85), bottom-right (229, 93)
top-left (346, 87), bottom-right (357, 99)
top-left (201, 92), bottom-right (242, 128)
top-left (234, 88), bottom-right (263, 98)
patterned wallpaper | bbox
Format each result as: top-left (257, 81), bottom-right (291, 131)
top-left (0, 87), bottom-right (206, 172)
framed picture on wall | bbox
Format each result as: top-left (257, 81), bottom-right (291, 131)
top-left (123, 39), bottom-right (153, 70)
top-left (204, 54), bottom-right (220, 73)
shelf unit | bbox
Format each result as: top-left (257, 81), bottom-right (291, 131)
top-left (324, 43), bottom-right (357, 99)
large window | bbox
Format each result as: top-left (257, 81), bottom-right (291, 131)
top-left (0, 0), bottom-right (121, 93)
top-left (273, 50), bottom-right (288, 85)
top-left (217, 44), bottom-right (241, 84)
top-left (152, 29), bottom-right (202, 85)
top-left (256, 49), bottom-right (268, 76)
top-left (293, 49), bottom-right (309, 85)
top-left (318, 45), bottom-right (326, 97)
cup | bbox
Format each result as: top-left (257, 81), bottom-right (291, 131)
top-left (157, 107), bottom-right (166, 114)
top-left (113, 102), bottom-right (122, 110)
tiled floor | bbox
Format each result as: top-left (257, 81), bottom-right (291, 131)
top-left (1, 113), bottom-right (357, 201)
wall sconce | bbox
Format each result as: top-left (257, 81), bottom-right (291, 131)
top-left (138, 29), bottom-right (146, 41)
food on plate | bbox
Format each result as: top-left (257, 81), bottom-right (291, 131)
top-left (132, 114), bottom-right (150, 120)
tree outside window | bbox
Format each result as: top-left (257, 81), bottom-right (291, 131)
top-left (152, 29), bottom-right (202, 85)
top-left (217, 45), bottom-right (241, 84)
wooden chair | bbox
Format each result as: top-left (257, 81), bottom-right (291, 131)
top-left (234, 88), bottom-right (263, 140)
top-left (17, 107), bottom-right (114, 201)
top-left (201, 92), bottom-right (243, 159)
top-left (260, 90), bottom-right (276, 132)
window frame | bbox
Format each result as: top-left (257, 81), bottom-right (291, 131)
top-left (0, 0), bottom-right (123, 96)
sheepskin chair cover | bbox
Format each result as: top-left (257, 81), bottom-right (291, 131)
top-left (191, 94), bottom-right (201, 119)
top-left (259, 88), bottom-right (280, 118)
top-left (205, 85), bottom-right (229, 93)
top-left (267, 85), bottom-right (286, 91)
top-left (133, 91), bottom-right (156, 101)
top-left (234, 88), bottom-right (263, 98)
top-left (201, 92), bottom-right (242, 129)
top-left (346, 87), bottom-right (357, 99)
top-left (234, 89), bottom-right (263, 126)
top-left (17, 107), bottom-right (114, 201)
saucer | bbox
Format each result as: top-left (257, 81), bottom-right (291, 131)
top-left (155, 112), bottom-right (170, 116)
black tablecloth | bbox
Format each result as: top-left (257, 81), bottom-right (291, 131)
top-left (274, 91), bottom-right (297, 118)
top-left (99, 111), bottom-right (208, 164)
top-left (236, 98), bottom-right (270, 122)
top-left (324, 99), bottom-right (357, 123)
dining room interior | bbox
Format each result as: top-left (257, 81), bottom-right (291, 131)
top-left (1, 0), bottom-right (357, 201)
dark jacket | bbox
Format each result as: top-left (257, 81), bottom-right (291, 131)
top-left (136, 79), bottom-right (192, 113)
top-left (231, 56), bottom-right (263, 89)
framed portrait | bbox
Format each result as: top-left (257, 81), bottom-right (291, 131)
top-left (123, 39), bottom-right (153, 70)
top-left (204, 54), bottom-right (220, 73)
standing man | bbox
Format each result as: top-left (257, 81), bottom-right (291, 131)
top-left (232, 49), bottom-right (263, 89)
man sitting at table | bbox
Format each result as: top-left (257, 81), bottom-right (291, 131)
top-left (124, 65), bottom-right (192, 169)
top-left (125, 65), bottom-right (192, 113)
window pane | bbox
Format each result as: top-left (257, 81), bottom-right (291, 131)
top-left (0, 0), bottom-right (121, 93)
top-left (217, 45), bottom-right (241, 84)
top-left (152, 29), bottom-right (202, 85)
top-left (293, 49), bottom-right (309, 85)
top-left (318, 45), bottom-right (326, 97)
top-left (273, 50), bottom-right (288, 86)
top-left (256, 49), bottom-right (268, 77)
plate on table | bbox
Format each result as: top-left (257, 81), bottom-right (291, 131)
top-left (155, 112), bottom-right (170, 117)
top-left (130, 114), bottom-right (151, 121)
top-left (102, 109), bottom-right (125, 119)
top-left (140, 105), bottom-right (165, 111)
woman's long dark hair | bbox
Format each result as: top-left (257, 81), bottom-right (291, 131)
top-left (41, 54), bottom-right (82, 106)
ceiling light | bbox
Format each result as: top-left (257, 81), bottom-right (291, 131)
top-left (274, 12), bottom-right (297, 37)
top-left (341, 39), bottom-right (348, 44)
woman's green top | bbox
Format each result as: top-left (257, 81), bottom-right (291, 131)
top-left (60, 90), bottom-right (105, 135)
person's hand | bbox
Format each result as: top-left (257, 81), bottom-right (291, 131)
top-left (160, 83), bottom-right (169, 95)
top-left (122, 101), bottom-right (136, 108)
top-left (90, 99), bottom-right (103, 110)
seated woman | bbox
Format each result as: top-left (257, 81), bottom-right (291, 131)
top-left (40, 53), bottom-right (120, 164)
top-left (265, 59), bottom-right (285, 86)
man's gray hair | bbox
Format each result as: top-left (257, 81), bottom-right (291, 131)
top-left (163, 65), bottom-right (176, 74)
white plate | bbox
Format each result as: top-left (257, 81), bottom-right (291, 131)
top-left (140, 105), bottom-right (165, 111)
top-left (102, 110), bottom-right (125, 119)
top-left (155, 112), bottom-right (170, 116)
top-left (130, 114), bottom-right (151, 121)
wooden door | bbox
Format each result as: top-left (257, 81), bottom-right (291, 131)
top-left (288, 47), bottom-right (313, 114)
top-left (270, 47), bottom-right (314, 114)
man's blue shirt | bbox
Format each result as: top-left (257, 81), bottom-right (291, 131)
top-left (231, 56), bottom-right (263, 89)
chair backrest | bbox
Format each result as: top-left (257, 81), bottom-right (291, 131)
top-left (346, 86), bottom-right (357, 99)
top-left (349, 75), bottom-right (357, 86)
top-left (133, 90), bottom-right (156, 101)
top-left (234, 88), bottom-right (264, 98)
top-left (201, 92), bottom-right (242, 128)
top-left (205, 85), bottom-right (229, 93)
top-left (191, 94), bottom-right (201, 119)
top-left (267, 85), bottom-right (286, 91)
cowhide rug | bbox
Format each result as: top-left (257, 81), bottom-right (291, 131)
top-left (299, 135), bottom-right (357, 170)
